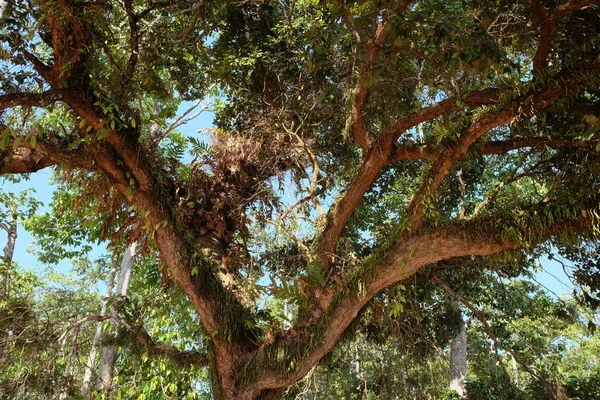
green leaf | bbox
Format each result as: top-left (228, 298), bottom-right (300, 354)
top-left (585, 114), bottom-right (598, 126)
top-left (12, 136), bottom-right (21, 150)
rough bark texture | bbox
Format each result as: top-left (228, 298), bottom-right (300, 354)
top-left (449, 318), bottom-right (467, 398)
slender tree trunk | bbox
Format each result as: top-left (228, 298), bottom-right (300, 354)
top-left (449, 317), bottom-right (467, 398)
top-left (96, 242), bottom-right (137, 391)
top-left (283, 297), bottom-right (293, 330)
top-left (511, 354), bottom-right (519, 387)
top-left (0, 1), bottom-right (8, 19)
top-left (1, 208), bottom-right (17, 299)
top-left (59, 324), bottom-right (81, 399)
top-left (81, 256), bottom-right (119, 395)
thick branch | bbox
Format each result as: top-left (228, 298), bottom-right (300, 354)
top-left (0, 85), bottom-right (250, 395)
top-left (555, 0), bottom-right (597, 14)
top-left (0, 138), bottom-right (93, 174)
top-left (531, 0), bottom-right (596, 73)
top-left (389, 136), bottom-right (600, 162)
top-left (0, 90), bottom-right (73, 110)
top-left (54, 94), bottom-right (253, 397)
top-left (258, 233), bottom-right (517, 391)
top-left (405, 62), bottom-right (600, 233)
top-left (317, 63), bottom-right (598, 275)
top-left (380, 88), bottom-right (502, 140)
top-left (257, 195), bottom-right (598, 392)
top-left (350, 20), bottom-right (392, 150)
top-left (39, 0), bottom-right (89, 86)
top-left (22, 50), bottom-right (54, 83)
top-left (117, 0), bottom-right (141, 98)
top-left (316, 145), bottom-right (391, 270)
top-left (531, 0), bottom-right (557, 74)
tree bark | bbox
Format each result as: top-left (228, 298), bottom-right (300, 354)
top-left (59, 324), bottom-right (80, 400)
top-left (449, 317), bottom-right (467, 398)
top-left (1, 207), bottom-right (17, 299)
top-left (0, 0), bottom-right (9, 19)
top-left (512, 354), bottom-right (519, 387)
top-left (1, 3), bottom-right (598, 396)
top-left (96, 242), bottom-right (137, 391)
top-left (81, 255), bottom-right (119, 395)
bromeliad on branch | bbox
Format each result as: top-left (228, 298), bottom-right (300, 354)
top-left (1, 0), bottom-right (600, 398)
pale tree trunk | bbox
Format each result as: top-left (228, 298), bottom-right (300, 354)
top-left (283, 295), bottom-right (293, 330)
top-left (59, 325), bottom-right (81, 400)
top-left (0, 1), bottom-right (8, 19)
top-left (96, 242), bottom-right (137, 392)
top-left (449, 317), bottom-right (467, 398)
top-left (81, 256), bottom-right (119, 395)
top-left (1, 208), bottom-right (17, 299)
top-left (512, 354), bottom-right (519, 387)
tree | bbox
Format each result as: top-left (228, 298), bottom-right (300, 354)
top-left (1, 0), bottom-right (600, 398)
top-left (0, 186), bottom-right (40, 298)
top-left (81, 243), bottom-right (136, 395)
top-left (278, 264), bottom-right (600, 400)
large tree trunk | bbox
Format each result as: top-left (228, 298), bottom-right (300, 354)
top-left (81, 256), bottom-right (119, 395)
top-left (1, 207), bottom-right (17, 299)
top-left (96, 242), bottom-right (137, 391)
top-left (449, 317), bottom-right (467, 398)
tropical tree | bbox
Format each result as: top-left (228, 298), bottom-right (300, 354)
top-left (1, 0), bottom-right (600, 398)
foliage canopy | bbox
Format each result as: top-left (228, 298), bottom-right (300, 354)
top-left (1, 0), bottom-right (600, 398)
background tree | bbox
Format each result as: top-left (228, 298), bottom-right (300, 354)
top-left (1, 0), bottom-right (600, 398)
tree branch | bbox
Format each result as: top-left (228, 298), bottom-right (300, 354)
top-left (258, 193), bottom-right (599, 391)
top-left (22, 50), bottom-right (53, 83)
top-left (0, 136), bottom-right (93, 174)
top-left (69, 314), bottom-right (209, 367)
top-left (405, 61), bottom-right (600, 233)
top-left (350, 19), bottom-right (392, 150)
top-left (316, 62), bottom-right (598, 277)
top-left (38, 0), bottom-right (89, 87)
top-left (283, 121), bottom-right (325, 220)
top-left (531, 0), bottom-right (596, 74)
top-left (380, 88), bottom-right (502, 140)
top-left (0, 77), bottom-right (252, 384)
top-left (316, 144), bottom-right (391, 270)
top-left (337, 0), bottom-right (361, 44)
top-left (530, 0), bottom-right (557, 74)
top-left (389, 136), bottom-right (600, 163)
top-left (258, 232), bottom-right (517, 391)
top-left (0, 90), bottom-right (73, 111)
top-left (117, 0), bottom-right (141, 98)
top-left (555, 0), bottom-right (597, 14)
